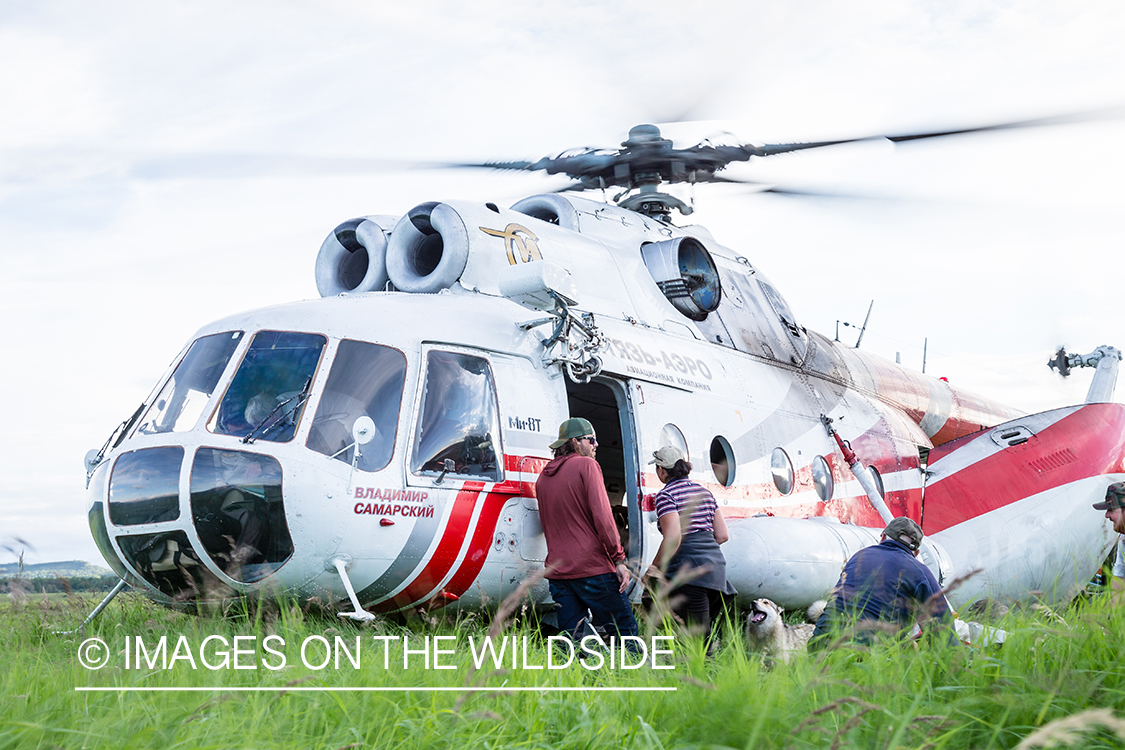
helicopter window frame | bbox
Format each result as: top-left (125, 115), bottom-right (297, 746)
top-left (107, 446), bottom-right (185, 527)
top-left (135, 331), bottom-right (246, 437)
top-left (812, 455), bottom-right (834, 503)
top-left (658, 424), bottom-right (689, 459)
top-left (306, 339), bottom-right (409, 473)
top-left (757, 278), bottom-right (803, 339)
top-left (189, 447), bottom-right (293, 584)
top-left (709, 436), bottom-right (736, 488)
top-left (409, 347), bottom-right (504, 484)
top-left (207, 330), bottom-right (329, 444)
top-left (770, 447), bottom-right (795, 496)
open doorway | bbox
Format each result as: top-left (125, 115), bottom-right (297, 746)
top-left (564, 377), bottom-right (642, 566)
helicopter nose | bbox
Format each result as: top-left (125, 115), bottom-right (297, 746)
top-left (97, 445), bottom-right (295, 601)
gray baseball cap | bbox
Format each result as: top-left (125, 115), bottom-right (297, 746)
top-left (883, 517), bottom-right (923, 552)
top-left (649, 445), bottom-right (686, 469)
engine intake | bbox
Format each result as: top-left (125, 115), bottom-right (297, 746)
top-left (315, 217), bottom-right (392, 297)
top-left (641, 236), bottom-right (722, 321)
top-left (386, 202), bottom-right (470, 293)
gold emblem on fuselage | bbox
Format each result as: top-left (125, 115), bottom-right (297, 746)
top-left (480, 223), bottom-right (542, 265)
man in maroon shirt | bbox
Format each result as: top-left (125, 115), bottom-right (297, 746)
top-left (536, 417), bottom-right (639, 643)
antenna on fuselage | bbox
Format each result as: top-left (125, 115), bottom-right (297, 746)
top-left (835, 300), bottom-right (874, 348)
top-left (854, 300), bottom-right (874, 349)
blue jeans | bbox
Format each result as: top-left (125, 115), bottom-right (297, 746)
top-left (549, 573), bottom-right (639, 642)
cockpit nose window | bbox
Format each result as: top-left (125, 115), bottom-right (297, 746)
top-left (307, 340), bottom-right (407, 472)
top-left (210, 331), bottom-right (326, 442)
top-left (190, 448), bottom-right (292, 583)
top-left (411, 350), bottom-right (500, 481)
top-left (108, 446), bottom-right (184, 525)
top-left (137, 332), bottom-right (243, 435)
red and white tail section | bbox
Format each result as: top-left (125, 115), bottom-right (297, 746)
top-left (924, 403), bottom-right (1125, 605)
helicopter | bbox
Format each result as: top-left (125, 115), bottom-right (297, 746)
top-left (79, 115), bottom-right (1124, 627)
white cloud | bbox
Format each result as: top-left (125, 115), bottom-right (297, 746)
top-left (0, 31), bottom-right (112, 146)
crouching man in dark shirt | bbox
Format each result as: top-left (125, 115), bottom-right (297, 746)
top-left (810, 517), bottom-right (959, 650)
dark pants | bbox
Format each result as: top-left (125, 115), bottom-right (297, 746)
top-left (549, 573), bottom-right (639, 643)
top-left (672, 584), bottom-right (726, 644)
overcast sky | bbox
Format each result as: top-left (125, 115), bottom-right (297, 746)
top-left (2, 0), bottom-right (1123, 566)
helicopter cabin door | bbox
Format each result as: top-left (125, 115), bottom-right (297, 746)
top-left (563, 376), bottom-right (643, 576)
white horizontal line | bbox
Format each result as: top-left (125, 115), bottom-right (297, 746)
top-left (75, 686), bottom-right (676, 693)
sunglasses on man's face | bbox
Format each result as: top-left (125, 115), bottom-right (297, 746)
top-left (580, 436), bottom-right (598, 445)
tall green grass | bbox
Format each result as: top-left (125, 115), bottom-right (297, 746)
top-left (3, 590), bottom-right (1125, 749)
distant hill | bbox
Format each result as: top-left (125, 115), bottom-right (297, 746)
top-left (0, 561), bottom-right (114, 579)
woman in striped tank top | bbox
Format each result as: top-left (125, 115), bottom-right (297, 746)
top-left (646, 445), bottom-right (736, 646)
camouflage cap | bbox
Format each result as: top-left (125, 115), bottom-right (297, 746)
top-left (1093, 482), bottom-right (1125, 511)
top-left (883, 516), bottom-right (924, 552)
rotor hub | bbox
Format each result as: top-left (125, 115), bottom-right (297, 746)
top-left (622, 124), bottom-right (672, 149)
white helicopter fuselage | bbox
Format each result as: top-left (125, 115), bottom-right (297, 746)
top-left (85, 193), bottom-right (1125, 615)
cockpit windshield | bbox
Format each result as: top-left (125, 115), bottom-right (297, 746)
top-left (411, 350), bottom-right (500, 481)
top-left (209, 331), bottom-right (326, 442)
top-left (306, 340), bottom-right (407, 471)
top-left (137, 332), bottom-right (243, 435)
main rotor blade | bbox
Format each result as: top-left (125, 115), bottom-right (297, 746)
top-left (689, 173), bottom-right (774, 185)
top-left (752, 105), bottom-right (1125, 157)
top-left (446, 160), bottom-right (541, 171)
top-left (754, 185), bottom-right (906, 201)
top-left (0, 149), bottom-right (467, 182)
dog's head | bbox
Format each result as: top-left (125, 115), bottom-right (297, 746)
top-left (746, 598), bottom-right (783, 633)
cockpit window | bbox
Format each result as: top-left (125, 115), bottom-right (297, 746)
top-left (209, 331), bottom-right (326, 442)
top-left (411, 351), bottom-right (500, 481)
top-left (117, 531), bottom-right (216, 601)
top-left (137, 332), bottom-right (243, 435)
top-left (758, 278), bottom-right (802, 338)
top-left (108, 446), bottom-right (184, 526)
top-left (307, 340), bottom-right (407, 472)
top-left (190, 448), bottom-right (292, 583)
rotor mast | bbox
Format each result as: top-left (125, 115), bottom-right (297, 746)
top-left (613, 124), bottom-right (693, 220)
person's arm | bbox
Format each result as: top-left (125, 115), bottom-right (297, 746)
top-left (712, 507), bottom-right (730, 545)
top-left (913, 568), bottom-right (961, 645)
top-left (614, 562), bottom-right (631, 592)
top-left (650, 511), bottom-right (682, 574)
top-left (583, 459), bottom-right (626, 565)
top-left (1110, 538), bottom-right (1125, 603)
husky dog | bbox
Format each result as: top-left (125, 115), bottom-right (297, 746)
top-left (745, 598), bottom-right (826, 663)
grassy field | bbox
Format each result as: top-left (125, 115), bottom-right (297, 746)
top-left (3, 589), bottom-right (1125, 749)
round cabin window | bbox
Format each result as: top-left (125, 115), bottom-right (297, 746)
top-left (771, 447), bottom-right (794, 495)
top-left (659, 424), bottom-right (689, 458)
top-left (812, 455), bottom-right (833, 502)
top-left (710, 436), bottom-right (736, 487)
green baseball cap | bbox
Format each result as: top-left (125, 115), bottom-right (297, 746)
top-left (549, 417), bottom-right (595, 450)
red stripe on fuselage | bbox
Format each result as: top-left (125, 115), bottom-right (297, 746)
top-left (922, 404), bottom-right (1125, 533)
top-left (440, 489), bottom-right (510, 599)
top-left (375, 481), bottom-right (485, 612)
top-left (504, 454), bottom-right (549, 497)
